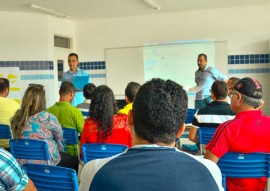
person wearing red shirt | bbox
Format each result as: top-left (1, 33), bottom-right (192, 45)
top-left (205, 77), bottom-right (270, 191)
top-left (80, 85), bottom-right (132, 152)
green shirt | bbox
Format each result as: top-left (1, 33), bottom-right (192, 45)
top-left (47, 102), bottom-right (84, 156)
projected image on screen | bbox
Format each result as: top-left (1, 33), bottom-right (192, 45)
top-left (143, 42), bottom-right (215, 90)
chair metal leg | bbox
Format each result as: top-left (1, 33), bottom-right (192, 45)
top-left (200, 144), bottom-right (203, 155)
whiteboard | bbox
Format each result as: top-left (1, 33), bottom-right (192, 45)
top-left (105, 41), bottom-right (227, 97)
top-left (106, 47), bottom-right (145, 96)
top-left (143, 42), bottom-right (215, 90)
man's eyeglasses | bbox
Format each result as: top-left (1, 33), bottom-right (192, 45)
top-left (28, 83), bottom-right (44, 89)
top-left (228, 93), bottom-right (237, 98)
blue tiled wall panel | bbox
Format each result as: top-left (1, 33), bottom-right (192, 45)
top-left (79, 61), bottom-right (106, 70)
top-left (228, 68), bottom-right (270, 74)
top-left (0, 61), bottom-right (54, 70)
top-left (0, 60), bottom-right (107, 71)
top-left (90, 73), bottom-right (106, 78)
top-left (21, 74), bottom-right (54, 80)
top-left (228, 54), bottom-right (270, 65)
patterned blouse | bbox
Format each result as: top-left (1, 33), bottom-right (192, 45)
top-left (17, 111), bottom-right (65, 166)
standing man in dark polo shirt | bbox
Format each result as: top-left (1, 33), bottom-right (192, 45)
top-left (189, 54), bottom-right (227, 110)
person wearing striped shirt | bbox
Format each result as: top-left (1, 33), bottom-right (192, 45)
top-left (189, 80), bottom-right (235, 143)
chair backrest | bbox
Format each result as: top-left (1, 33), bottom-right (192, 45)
top-left (81, 111), bottom-right (88, 118)
top-left (222, 174), bottom-right (226, 191)
top-left (62, 127), bottom-right (79, 158)
top-left (218, 152), bottom-right (270, 191)
top-left (198, 127), bottom-right (216, 145)
top-left (0, 124), bottom-right (12, 139)
top-left (9, 139), bottom-right (50, 164)
top-left (82, 143), bottom-right (128, 164)
top-left (62, 127), bottom-right (79, 145)
top-left (198, 127), bottom-right (216, 155)
top-left (185, 108), bottom-right (197, 124)
top-left (23, 164), bottom-right (78, 191)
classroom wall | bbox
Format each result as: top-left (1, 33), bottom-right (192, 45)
top-left (0, 4), bottom-right (269, 113)
top-left (0, 12), bottom-right (75, 107)
top-left (76, 4), bottom-right (270, 114)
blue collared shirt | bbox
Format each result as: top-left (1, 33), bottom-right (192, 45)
top-left (193, 65), bottom-right (227, 100)
top-left (62, 67), bottom-right (89, 83)
top-left (62, 67), bottom-right (89, 106)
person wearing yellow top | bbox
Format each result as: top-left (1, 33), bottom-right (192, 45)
top-left (0, 78), bottom-right (20, 148)
top-left (118, 82), bottom-right (141, 115)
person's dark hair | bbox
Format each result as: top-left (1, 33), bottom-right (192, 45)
top-left (89, 85), bottom-right (118, 142)
top-left (211, 80), bottom-right (228, 100)
top-left (227, 77), bottom-right (240, 88)
top-left (83, 83), bottom-right (96, 100)
top-left (68, 53), bottom-right (79, 61)
top-left (0, 78), bottom-right (9, 93)
top-left (59, 81), bottom-right (75, 96)
top-left (198, 53), bottom-right (207, 61)
top-left (133, 78), bottom-right (187, 144)
top-left (125, 82), bottom-right (141, 102)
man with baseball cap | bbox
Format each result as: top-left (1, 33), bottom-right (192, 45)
top-left (204, 77), bottom-right (270, 191)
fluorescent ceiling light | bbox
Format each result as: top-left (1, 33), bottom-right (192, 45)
top-left (30, 4), bottom-right (70, 18)
top-left (142, 0), bottom-right (161, 10)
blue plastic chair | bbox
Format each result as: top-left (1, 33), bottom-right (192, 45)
top-left (9, 139), bottom-right (50, 164)
top-left (185, 108), bottom-right (197, 124)
top-left (81, 111), bottom-right (88, 118)
top-left (198, 127), bottom-right (216, 155)
top-left (23, 164), bottom-right (78, 191)
top-left (218, 152), bottom-right (270, 191)
top-left (222, 174), bottom-right (226, 190)
top-left (82, 143), bottom-right (128, 164)
top-left (62, 127), bottom-right (79, 158)
top-left (0, 124), bottom-right (12, 139)
top-left (176, 109), bottom-right (196, 148)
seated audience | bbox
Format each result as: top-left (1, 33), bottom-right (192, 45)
top-left (118, 82), bottom-right (141, 115)
top-left (226, 77), bottom-right (240, 104)
top-left (76, 83), bottom-right (96, 119)
top-left (47, 81), bottom-right (84, 156)
top-left (0, 148), bottom-right (37, 191)
top-left (189, 80), bottom-right (235, 143)
top-left (11, 84), bottom-right (78, 172)
top-left (80, 79), bottom-right (223, 191)
top-left (205, 77), bottom-right (270, 191)
top-left (227, 77), bottom-right (240, 91)
top-left (0, 78), bottom-right (20, 148)
top-left (80, 85), bottom-right (132, 150)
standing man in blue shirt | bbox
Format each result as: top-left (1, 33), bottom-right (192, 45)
top-left (189, 54), bottom-right (227, 110)
top-left (62, 53), bottom-right (89, 106)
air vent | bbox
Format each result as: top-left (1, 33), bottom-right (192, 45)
top-left (54, 35), bottom-right (71, 49)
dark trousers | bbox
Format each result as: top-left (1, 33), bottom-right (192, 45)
top-left (57, 151), bottom-right (79, 174)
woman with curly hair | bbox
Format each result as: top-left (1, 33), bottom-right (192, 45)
top-left (80, 85), bottom-right (132, 149)
top-left (11, 84), bottom-right (78, 172)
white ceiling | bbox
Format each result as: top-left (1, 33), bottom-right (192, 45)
top-left (0, 0), bottom-right (269, 20)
